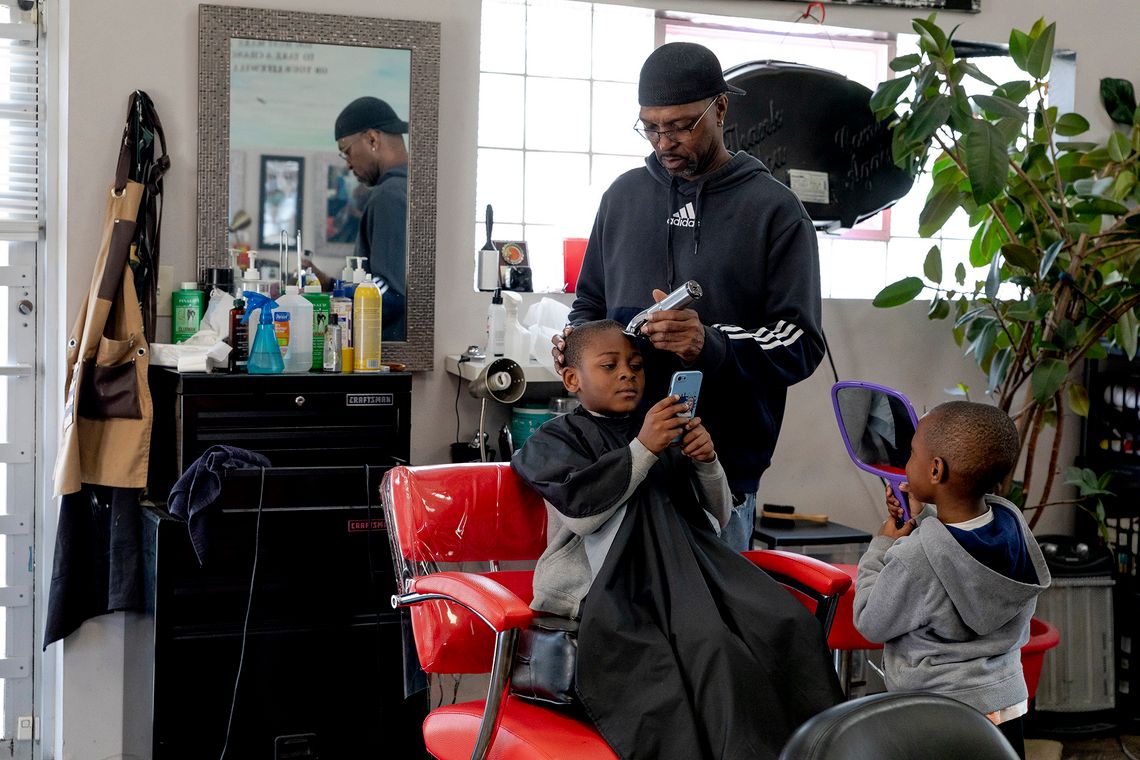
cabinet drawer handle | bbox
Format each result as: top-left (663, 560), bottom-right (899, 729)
top-left (295, 395), bottom-right (305, 407)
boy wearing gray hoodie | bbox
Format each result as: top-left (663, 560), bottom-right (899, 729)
top-left (853, 401), bottom-right (1051, 760)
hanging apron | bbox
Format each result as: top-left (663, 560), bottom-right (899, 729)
top-left (45, 93), bottom-right (167, 646)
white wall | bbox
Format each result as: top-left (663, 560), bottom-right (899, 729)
top-left (51, 0), bottom-right (1130, 755)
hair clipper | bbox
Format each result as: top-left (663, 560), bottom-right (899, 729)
top-left (624, 280), bottom-right (703, 336)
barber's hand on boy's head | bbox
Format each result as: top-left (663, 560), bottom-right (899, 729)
top-left (551, 325), bottom-right (574, 376)
top-left (637, 395), bottom-right (692, 454)
top-left (678, 416), bottom-right (715, 463)
top-left (642, 289), bottom-right (705, 363)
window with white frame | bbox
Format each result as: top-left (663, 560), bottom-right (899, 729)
top-left (477, 0), bottom-right (1037, 299)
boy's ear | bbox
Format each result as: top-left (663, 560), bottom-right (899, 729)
top-left (930, 456), bottom-right (947, 484)
top-left (561, 367), bottom-right (580, 394)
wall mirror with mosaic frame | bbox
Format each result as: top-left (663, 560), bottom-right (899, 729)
top-left (198, 5), bottom-right (439, 369)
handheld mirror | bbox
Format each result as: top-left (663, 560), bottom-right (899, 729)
top-left (831, 381), bottom-right (919, 523)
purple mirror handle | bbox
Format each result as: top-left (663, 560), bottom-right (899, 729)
top-left (885, 473), bottom-right (911, 524)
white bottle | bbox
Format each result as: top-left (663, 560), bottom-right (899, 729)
top-left (276, 284), bottom-right (314, 373)
top-left (502, 290), bottom-right (528, 362)
top-left (486, 289), bottom-right (506, 357)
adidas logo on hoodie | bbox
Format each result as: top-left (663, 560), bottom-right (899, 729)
top-left (667, 201), bottom-right (697, 228)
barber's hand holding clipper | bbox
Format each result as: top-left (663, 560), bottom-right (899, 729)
top-left (553, 280), bottom-right (704, 372)
top-left (640, 287), bottom-right (705, 363)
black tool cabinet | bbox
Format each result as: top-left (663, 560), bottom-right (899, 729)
top-left (135, 369), bottom-right (428, 759)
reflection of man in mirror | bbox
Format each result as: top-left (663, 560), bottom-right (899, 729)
top-left (333, 96), bottom-right (408, 341)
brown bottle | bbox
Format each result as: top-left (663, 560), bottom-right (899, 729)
top-left (228, 298), bottom-right (249, 373)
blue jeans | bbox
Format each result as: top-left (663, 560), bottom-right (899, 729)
top-left (720, 492), bottom-right (757, 552)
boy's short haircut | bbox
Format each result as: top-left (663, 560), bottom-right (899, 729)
top-left (563, 319), bottom-right (627, 369)
top-left (924, 401), bottom-right (1019, 498)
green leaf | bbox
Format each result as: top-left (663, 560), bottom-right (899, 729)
top-left (923, 245), bottom-right (943, 284)
top-left (873, 277), bottom-right (925, 308)
top-left (969, 318), bottom-right (998, 363)
top-left (965, 120), bottom-right (1009, 204)
top-left (985, 252), bottom-right (1002, 300)
top-left (1038, 239), bottom-right (1064, 279)
top-left (1068, 383), bottom-right (1090, 417)
top-left (1008, 29), bottom-right (1030, 71)
top-left (955, 262), bottom-right (966, 286)
top-left (958, 61), bottom-right (997, 87)
top-left (1118, 308), bottom-right (1139, 360)
top-left (945, 383), bottom-right (970, 398)
top-left (1025, 22), bottom-right (1056, 80)
top-left (955, 305), bottom-right (988, 329)
top-left (928, 297), bottom-right (950, 320)
top-left (972, 94), bottom-right (1028, 121)
top-left (1072, 177), bottom-right (1115, 198)
top-left (906, 95), bottom-right (953, 144)
top-left (1001, 243), bottom-right (1038, 272)
top-left (1101, 77), bottom-right (1138, 126)
top-left (912, 17), bottom-right (948, 55)
top-left (1031, 357), bottom-right (1067, 403)
top-left (1055, 112), bottom-right (1091, 136)
top-left (870, 75), bottom-right (913, 120)
top-left (1072, 197), bottom-right (1131, 216)
top-left (890, 53), bottom-right (921, 72)
top-left (919, 186), bottom-right (961, 238)
top-left (1128, 257), bottom-right (1140, 285)
top-left (1056, 141), bottom-right (1098, 152)
top-left (987, 347), bottom-right (1011, 394)
top-left (1108, 130), bottom-right (1132, 163)
top-left (994, 80), bottom-right (1032, 105)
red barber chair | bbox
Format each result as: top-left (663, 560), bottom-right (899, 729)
top-left (381, 463), bottom-right (852, 760)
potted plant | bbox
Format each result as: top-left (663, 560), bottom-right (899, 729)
top-left (870, 15), bottom-right (1140, 529)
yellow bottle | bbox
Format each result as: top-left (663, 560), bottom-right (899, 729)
top-left (352, 279), bottom-right (382, 372)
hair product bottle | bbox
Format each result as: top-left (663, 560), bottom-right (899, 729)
top-left (276, 285), bottom-right (313, 373)
top-left (241, 292), bottom-right (284, 374)
top-left (352, 279), bottom-right (382, 373)
top-left (303, 283), bottom-right (331, 371)
top-left (172, 282), bottom-right (205, 343)
top-left (228, 297), bottom-right (248, 373)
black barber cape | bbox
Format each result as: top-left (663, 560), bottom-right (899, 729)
top-left (513, 408), bottom-right (843, 760)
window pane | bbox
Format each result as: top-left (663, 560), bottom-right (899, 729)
top-left (525, 77), bottom-right (590, 151)
top-left (591, 5), bottom-right (655, 83)
top-left (481, 0), bottom-right (527, 74)
top-left (476, 149), bottom-right (524, 223)
top-left (526, 1), bottom-right (591, 79)
top-left (524, 151), bottom-right (589, 225)
top-left (590, 153), bottom-right (643, 214)
top-left (591, 81), bottom-right (643, 156)
top-left (479, 73), bottom-right (525, 149)
top-left (827, 239), bottom-right (887, 299)
top-left (520, 223), bottom-right (563, 293)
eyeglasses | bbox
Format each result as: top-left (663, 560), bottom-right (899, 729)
top-left (337, 132), bottom-right (368, 161)
top-left (633, 98), bottom-right (717, 143)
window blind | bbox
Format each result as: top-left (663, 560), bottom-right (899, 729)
top-left (0, 4), bottom-right (38, 242)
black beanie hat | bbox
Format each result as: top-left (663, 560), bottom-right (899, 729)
top-left (335, 96), bottom-right (409, 139)
top-left (638, 42), bottom-right (746, 107)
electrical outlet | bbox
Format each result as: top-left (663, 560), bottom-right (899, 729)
top-left (16, 715), bottom-right (32, 741)
top-left (157, 266), bottom-right (174, 316)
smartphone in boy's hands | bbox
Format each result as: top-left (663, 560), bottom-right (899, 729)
top-left (667, 371), bottom-right (702, 444)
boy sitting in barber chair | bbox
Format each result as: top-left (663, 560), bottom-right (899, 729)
top-left (512, 319), bottom-right (842, 760)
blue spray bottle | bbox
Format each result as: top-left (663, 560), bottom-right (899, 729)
top-left (241, 291), bottom-right (284, 374)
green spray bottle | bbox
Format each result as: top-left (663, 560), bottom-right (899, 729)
top-left (241, 291), bottom-right (284, 374)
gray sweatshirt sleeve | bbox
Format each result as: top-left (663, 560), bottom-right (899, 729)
top-left (852, 534), bottom-right (928, 643)
top-left (693, 455), bottom-right (732, 529)
top-left (557, 439), bottom-right (656, 536)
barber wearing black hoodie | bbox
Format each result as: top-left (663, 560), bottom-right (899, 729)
top-left (554, 42), bottom-right (824, 551)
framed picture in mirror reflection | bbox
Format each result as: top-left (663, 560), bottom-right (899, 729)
top-left (258, 155), bottom-right (304, 249)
